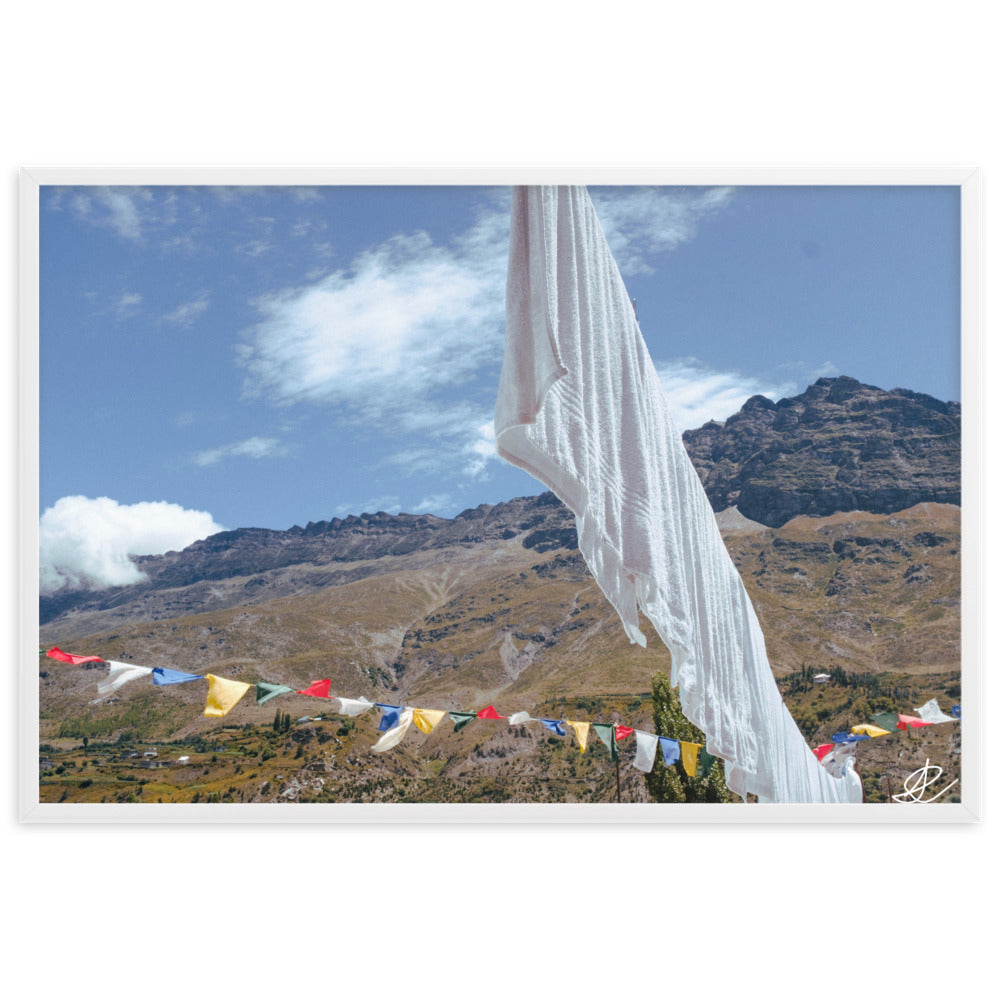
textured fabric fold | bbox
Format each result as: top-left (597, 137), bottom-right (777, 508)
top-left (914, 699), bottom-right (956, 724)
top-left (592, 723), bottom-right (619, 760)
top-left (47, 646), bottom-right (103, 665)
top-left (296, 679), bottom-right (331, 698)
top-left (97, 661), bottom-right (152, 695)
top-left (852, 723), bottom-right (891, 738)
top-left (376, 704), bottom-right (406, 732)
top-left (680, 741), bottom-right (702, 777)
top-left (448, 712), bottom-right (477, 732)
top-left (412, 708), bottom-right (447, 734)
top-left (495, 185), bottom-right (860, 804)
top-left (204, 674), bottom-right (252, 717)
top-left (658, 737), bottom-right (681, 767)
top-left (371, 709), bottom-right (413, 752)
top-left (152, 667), bottom-right (203, 685)
top-left (565, 720), bottom-right (590, 753)
top-left (632, 731), bottom-right (659, 772)
top-left (256, 682), bottom-right (294, 704)
top-left (329, 695), bottom-right (375, 717)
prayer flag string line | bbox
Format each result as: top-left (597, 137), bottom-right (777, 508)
top-left (42, 648), bottom-right (961, 780)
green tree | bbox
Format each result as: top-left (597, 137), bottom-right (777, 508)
top-left (644, 672), bottom-right (731, 803)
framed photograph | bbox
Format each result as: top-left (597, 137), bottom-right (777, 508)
top-left (18, 167), bottom-right (981, 823)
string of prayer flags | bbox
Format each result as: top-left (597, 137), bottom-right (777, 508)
top-left (46, 646), bottom-right (103, 665)
top-left (97, 661), bottom-right (153, 695)
top-left (592, 723), bottom-right (619, 761)
top-left (680, 741), bottom-right (702, 777)
top-left (329, 695), bottom-right (374, 717)
top-left (565, 720), bottom-right (590, 753)
top-left (508, 711), bottom-right (533, 725)
top-left (296, 679), bottom-right (331, 699)
top-left (659, 737), bottom-right (681, 766)
top-left (204, 674), bottom-right (252, 718)
top-left (633, 731), bottom-right (658, 772)
top-left (256, 682), bottom-right (294, 704)
top-left (376, 704), bottom-right (406, 732)
top-left (412, 708), bottom-right (447, 734)
top-left (477, 705), bottom-right (507, 720)
top-left (448, 712), bottom-right (477, 732)
top-left (851, 724), bottom-right (892, 738)
top-left (540, 719), bottom-right (566, 736)
top-left (152, 666), bottom-right (203, 685)
top-left (371, 708), bottom-right (413, 752)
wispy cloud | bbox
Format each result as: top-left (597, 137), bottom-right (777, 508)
top-left (193, 436), bottom-right (288, 467)
top-left (656, 358), bottom-right (811, 430)
top-left (113, 291), bottom-right (143, 319)
top-left (329, 496), bottom-right (402, 519)
top-left (591, 187), bottom-right (735, 275)
top-left (71, 187), bottom-right (154, 241)
top-left (40, 496), bottom-right (224, 594)
top-left (239, 187), bottom-right (736, 481)
top-left (163, 291), bottom-right (211, 327)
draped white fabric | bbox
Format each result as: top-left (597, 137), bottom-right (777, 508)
top-left (495, 186), bottom-right (861, 804)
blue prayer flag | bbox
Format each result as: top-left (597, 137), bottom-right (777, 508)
top-left (658, 737), bottom-right (680, 766)
top-left (376, 703), bottom-right (405, 731)
top-left (951, 705), bottom-right (961, 718)
top-left (539, 719), bottom-right (566, 736)
top-left (152, 666), bottom-right (203, 685)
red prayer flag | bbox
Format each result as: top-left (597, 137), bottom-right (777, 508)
top-left (614, 725), bottom-right (634, 741)
top-left (812, 743), bottom-right (834, 760)
top-left (46, 646), bottom-right (103, 665)
top-left (897, 714), bottom-right (933, 730)
top-left (296, 679), bottom-right (331, 698)
top-left (477, 705), bottom-right (507, 720)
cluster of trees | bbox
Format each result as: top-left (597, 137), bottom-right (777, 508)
top-left (644, 672), bottom-right (731, 803)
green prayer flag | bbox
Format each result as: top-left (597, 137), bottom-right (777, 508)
top-left (697, 746), bottom-right (715, 778)
top-left (256, 682), bottom-right (294, 704)
top-left (592, 723), bottom-right (619, 761)
top-left (870, 711), bottom-right (900, 733)
top-left (449, 712), bottom-right (477, 732)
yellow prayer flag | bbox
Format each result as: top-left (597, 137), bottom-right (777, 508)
top-left (204, 674), bottom-right (252, 718)
top-left (680, 740), bottom-right (702, 777)
top-left (412, 708), bottom-right (447, 734)
top-left (851, 723), bottom-right (892, 738)
top-left (565, 720), bottom-right (590, 753)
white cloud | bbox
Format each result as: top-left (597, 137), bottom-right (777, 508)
top-left (412, 494), bottom-right (453, 515)
top-left (193, 436), bottom-right (288, 467)
top-left (71, 188), bottom-right (154, 241)
top-left (163, 291), bottom-right (211, 327)
top-left (656, 358), bottom-right (802, 431)
top-left (591, 187), bottom-right (735, 275)
top-left (40, 496), bottom-right (224, 594)
top-left (239, 187), bottom-right (736, 482)
top-left (114, 291), bottom-right (143, 319)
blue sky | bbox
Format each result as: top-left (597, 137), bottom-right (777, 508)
top-left (38, 183), bottom-right (960, 593)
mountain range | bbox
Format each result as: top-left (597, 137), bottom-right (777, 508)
top-left (37, 375), bottom-right (962, 805)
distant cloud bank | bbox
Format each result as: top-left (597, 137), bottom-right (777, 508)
top-left (40, 496), bottom-right (224, 594)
